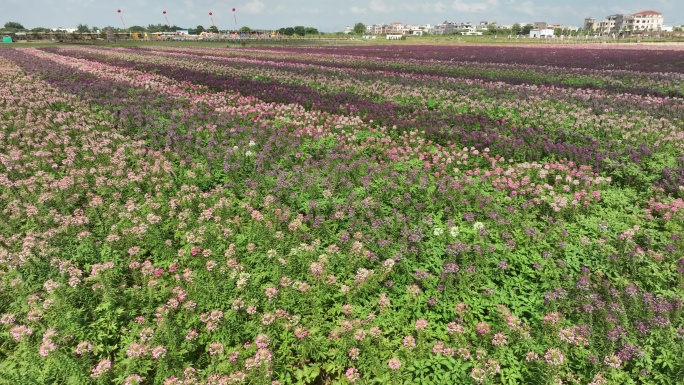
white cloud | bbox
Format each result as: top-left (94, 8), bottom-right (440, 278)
top-left (369, 0), bottom-right (393, 13)
top-left (451, 0), bottom-right (499, 13)
top-left (656, 0), bottom-right (676, 11)
top-left (512, 0), bottom-right (535, 15)
top-left (242, 0), bottom-right (265, 14)
top-left (405, 2), bottom-right (449, 13)
top-left (350, 6), bottom-right (368, 15)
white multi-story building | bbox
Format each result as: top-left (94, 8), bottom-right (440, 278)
top-left (588, 10), bottom-right (663, 35)
top-left (631, 10), bottom-right (664, 31)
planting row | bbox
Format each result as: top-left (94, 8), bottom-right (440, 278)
top-left (135, 45), bottom-right (684, 97)
top-left (40, 46), bottom-right (684, 195)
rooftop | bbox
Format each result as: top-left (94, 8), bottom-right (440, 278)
top-left (634, 10), bottom-right (662, 16)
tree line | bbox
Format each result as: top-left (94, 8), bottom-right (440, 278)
top-left (2, 21), bottom-right (323, 36)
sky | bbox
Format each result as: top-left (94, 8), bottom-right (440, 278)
top-left (2, 0), bottom-right (682, 32)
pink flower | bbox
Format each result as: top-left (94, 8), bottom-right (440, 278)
top-left (185, 329), bottom-right (198, 340)
top-left (208, 342), bottom-right (224, 356)
top-left (491, 332), bottom-right (507, 346)
top-left (432, 341), bottom-right (445, 355)
top-left (471, 367), bottom-right (486, 383)
top-left (340, 320), bottom-right (353, 332)
top-left (455, 302), bottom-right (469, 314)
top-left (309, 262), bottom-right (324, 276)
top-left (152, 345), bottom-right (167, 359)
top-left (544, 347), bottom-right (564, 366)
top-left (0, 313), bottom-right (15, 325)
top-left (348, 347), bottom-right (360, 360)
top-left (446, 322), bottom-right (465, 334)
top-left (265, 286), bottom-right (278, 301)
top-left (126, 342), bottom-right (148, 358)
top-left (345, 367), bottom-right (360, 383)
top-left (294, 326), bottom-right (308, 339)
top-left (388, 358), bottom-right (401, 370)
top-left (543, 312), bottom-right (562, 324)
top-left (403, 335), bottom-right (416, 349)
top-left (124, 374), bottom-right (143, 385)
top-left (414, 318), bottom-right (428, 331)
top-left (255, 334), bottom-right (270, 348)
top-left (75, 341), bottom-right (93, 356)
top-left (604, 353), bottom-right (622, 369)
top-left (476, 321), bottom-right (491, 335)
top-left (90, 359), bottom-right (111, 378)
top-left (39, 340), bottom-right (57, 357)
top-left (407, 284), bottom-right (421, 295)
top-left (458, 347), bottom-right (471, 360)
top-left (9, 325), bottom-right (32, 341)
top-left (525, 351), bottom-right (539, 362)
top-left (341, 304), bottom-right (353, 316)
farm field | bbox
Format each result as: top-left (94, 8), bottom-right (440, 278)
top-left (0, 43), bottom-right (683, 384)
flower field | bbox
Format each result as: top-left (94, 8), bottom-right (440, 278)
top-left (0, 43), bottom-right (683, 384)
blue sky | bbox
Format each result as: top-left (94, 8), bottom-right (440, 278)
top-left (3, 0), bottom-right (682, 31)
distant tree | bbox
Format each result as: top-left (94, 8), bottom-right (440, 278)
top-left (91, 26), bottom-right (100, 32)
top-left (511, 23), bottom-right (522, 35)
top-left (30, 27), bottom-right (51, 33)
top-left (304, 27), bottom-right (319, 35)
top-left (4, 22), bottom-right (25, 30)
top-left (147, 24), bottom-right (170, 33)
top-left (128, 25), bottom-right (146, 32)
top-left (487, 25), bottom-right (498, 35)
top-left (554, 27), bottom-right (562, 36)
top-left (169, 25), bottom-right (183, 32)
top-left (498, 26), bottom-right (512, 35)
top-left (281, 27), bottom-right (295, 36)
top-left (239, 26), bottom-right (250, 33)
top-left (195, 25), bottom-right (205, 34)
top-left (353, 22), bottom-right (366, 34)
top-left (208, 25), bottom-right (218, 33)
top-left (293, 26), bottom-right (306, 36)
top-left (521, 23), bottom-right (533, 35)
top-left (77, 24), bottom-right (90, 33)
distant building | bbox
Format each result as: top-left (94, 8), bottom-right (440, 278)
top-left (530, 28), bottom-right (554, 38)
top-left (458, 22), bottom-right (475, 31)
top-left (533, 22), bottom-right (548, 30)
top-left (584, 18), bottom-right (596, 32)
top-left (631, 10), bottom-right (664, 31)
top-left (477, 21), bottom-right (496, 30)
top-left (432, 21), bottom-right (456, 35)
top-left (390, 22), bottom-right (403, 32)
top-left (588, 10), bottom-right (664, 35)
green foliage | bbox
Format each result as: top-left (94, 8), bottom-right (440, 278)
top-left (3, 21), bottom-right (25, 30)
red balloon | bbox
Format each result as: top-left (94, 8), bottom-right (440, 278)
top-left (209, 12), bottom-right (213, 15)
top-left (232, 8), bottom-right (236, 11)
top-left (163, 11), bottom-right (166, 14)
top-left (117, 9), bottom-right (121, 13)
